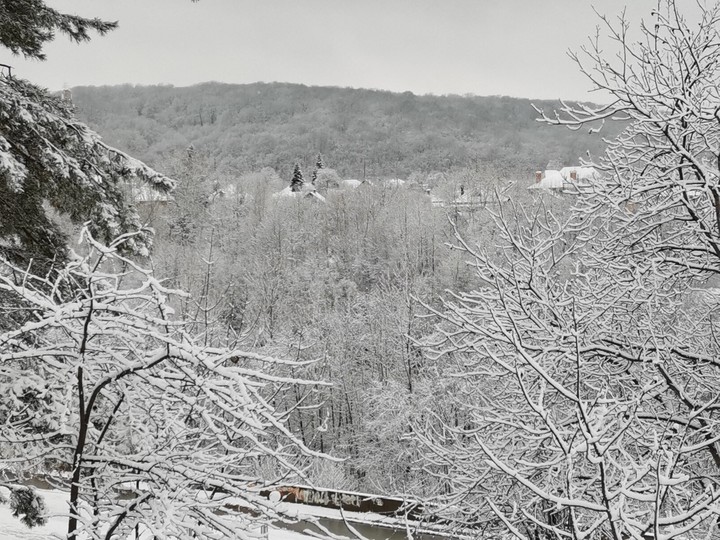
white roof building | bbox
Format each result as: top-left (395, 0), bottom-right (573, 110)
top-left (529, 166), bottom-right (599, 191)
top-left (385, 178), bottom-right (406, 187)
top-left (273, 185), bottom-right (327, 203)
top-left (340, 179), bottom-right (363, 189)
top-left (131, 183), bottom-right (173, 203)
top-left (559, 166), bottom-right (599, 182)
top-left (529, 170), bottom-right (565, 190)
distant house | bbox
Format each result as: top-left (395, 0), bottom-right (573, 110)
top-left (212, 183), bottom-right (237, 198)
top-left (207, 184), bottom-right (250, 205)
top-left (447, 192), bottom-right (488, 210)
top-left (430, 196), bottom-right (446, 208)
top-left (385, 178), bottom-right (406, 187)
top-left (340, 179), bottom-right (364, 190)
top-left (430, 188), bottom-right (487, 210)
top-left (529, 166), bottom-right (599, 191)
top-left (273, 185), bottom-right (327, 203)
top-left (127, 182), bottom-right (173, 225)
top-left (529, 170), bottom-right (565, 190)
top-left (559, 166), bottom-right (599, 183)
top-left (314, 168), bottom-right (342, 191)
top-left (130, 183), bottom-right (173, 205)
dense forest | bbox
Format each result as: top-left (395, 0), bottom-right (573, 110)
top-left (115, 150), bottom-right (542, 496)
top-left (8, 1), bottom-right (720, 539)
top-left (60, 82), bottom-right (600, 501)
top-left (8, 70), bottom-right (719, 536)
top-left (61, 80), bottom-right (610, 509)
top-left (71, 82), bottom-right (616, 180)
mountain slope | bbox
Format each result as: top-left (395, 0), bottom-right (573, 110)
top-left (72, 82), bottom-right (616, 178)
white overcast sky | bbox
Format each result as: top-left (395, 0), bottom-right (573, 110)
top-left (9, 0), bottom-right (659, 100)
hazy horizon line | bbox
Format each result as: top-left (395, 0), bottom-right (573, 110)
top-left (65, 78), bottom-right (610, 106)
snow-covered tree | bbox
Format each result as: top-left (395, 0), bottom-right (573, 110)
top-left (0, 484), bottom-right (48, 528)
top-left (290, 163), bottom-right (305, 192)
top-left (314, 168), bottom-right (341, 191)
top-left (417, 2), bottom-right (720, 539)
top-left (0, 76), bottom-right (174, 266)
top-left (0, 0), bottom-right (116, 60)
top-left (311, 153), bottom-right (325, 184)
top-left (0, 228), bottom-right (324, 538)
top-left (0, 2), bottom-right (173, 269)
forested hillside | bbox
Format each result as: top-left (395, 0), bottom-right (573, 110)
top-left (71, 82), bottom-right (616, 179)
top-left (59, 81), bottom-right (614, 500)
top-left (9, 0), bottom-right (720, 538)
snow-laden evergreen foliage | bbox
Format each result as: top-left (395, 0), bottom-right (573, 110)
top-left (0, 485), bottom-right (48, 528)
top-left (0, 75), bottom-right (174, 266)
top-left (0, 0), bottom-right (116, 60)
top-left (9, 486), bottom-right (48, 528)
top-left (0, 0), bottom-right (173, 268)
top-left (290, 163), bottom-right (304, 192)
top-left (311, 154), bottom-right (324, 184)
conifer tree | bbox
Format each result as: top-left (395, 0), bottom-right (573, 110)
top-left (311, 153), bottom-right (325, 184)
top-left (290, 162), bottom-right (305, 192)
top-left (0, 1), bottom-right (172, 268)
top-left (0, 0), bottom-right (117, 60)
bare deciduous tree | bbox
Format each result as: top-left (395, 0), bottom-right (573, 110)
top-left (417, 2), bottom-right (720, 539)
top-left (0, 228), bottom-right (324, 539)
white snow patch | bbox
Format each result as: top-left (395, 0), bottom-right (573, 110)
top-left (340, 179), bottom-right (363, 189)
top-left (0, 489), bottom-right (318, 540)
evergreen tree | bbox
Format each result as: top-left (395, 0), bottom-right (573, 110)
top-left (311, 153), bottom-right (325, 184)
top-left (0, 2), bottom-right (172, 267)
top-left (0, 0), bottom-right (117, 60)
top-left (290, 162), bottom-right (305, 192)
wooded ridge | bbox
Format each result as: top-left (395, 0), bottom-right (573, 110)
top-left (71, 81), bottom-right (615, 179)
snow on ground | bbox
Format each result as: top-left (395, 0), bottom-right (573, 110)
top-left (0, 489), bottom-right (67, 539)
top-left (0, 489), bottom-right (315, 540)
